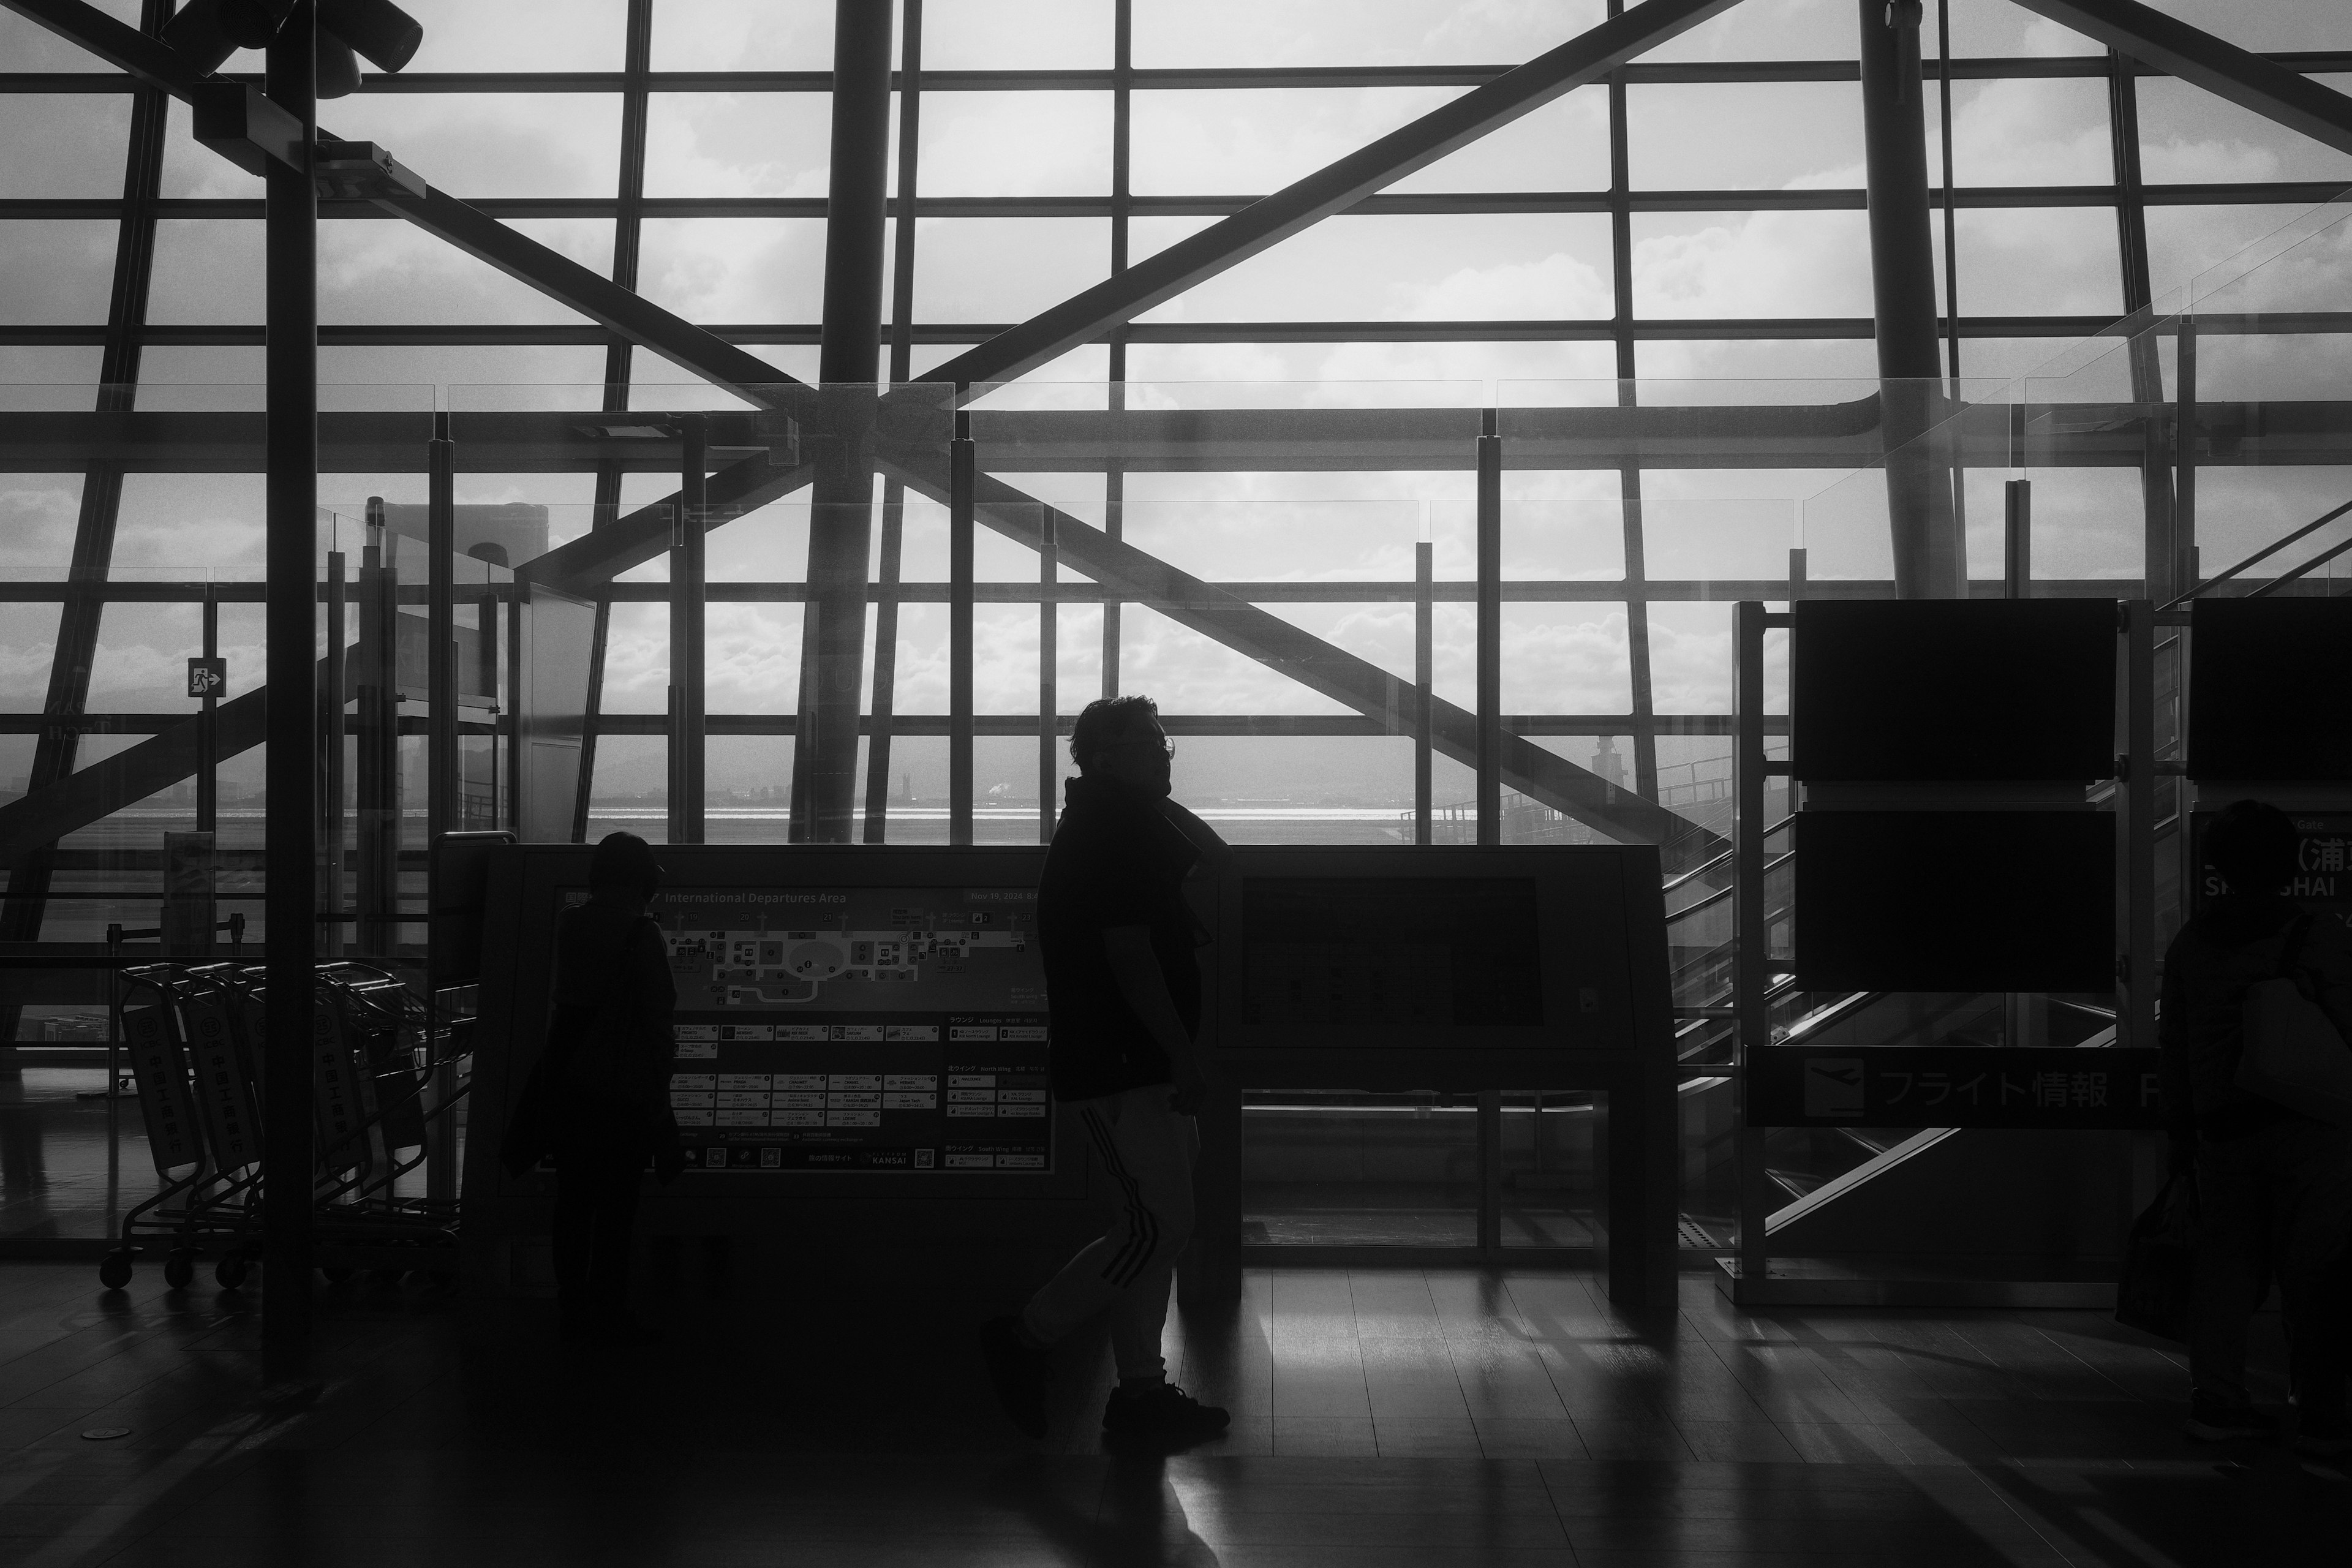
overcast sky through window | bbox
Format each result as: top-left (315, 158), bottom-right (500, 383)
top-left (1, 0), bottom-right (2348, 817)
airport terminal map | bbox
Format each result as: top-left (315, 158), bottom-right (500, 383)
top-left (572, 885), bottom-right (1052, 1174)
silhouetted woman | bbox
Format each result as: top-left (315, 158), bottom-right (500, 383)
top-left (544, 831), bottom-right (682, 1344)
top-left (2162, 799), bottom-right (2352, 1460)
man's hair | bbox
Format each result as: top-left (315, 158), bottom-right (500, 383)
top-left (1069, 694), bottom-right (1159, 771)
top-left (2205, 799), bottom-right (2299, 895)
top-left (589, 830), bottom-right (663, 899)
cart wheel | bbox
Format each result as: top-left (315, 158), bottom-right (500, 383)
top-left (214, 1254), bottom-right (248, 1291)
top-left (97, 1253), bottom-right (134, 1291)
top-left (162, 1250), bottom-right (195, 1291)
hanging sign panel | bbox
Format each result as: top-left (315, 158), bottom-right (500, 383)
top-left (1747, 1047), bottom-right (2165, 1129)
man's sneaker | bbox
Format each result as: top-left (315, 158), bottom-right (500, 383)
top-left (2294, 1410), bottom-right (2352, 1462)
top-left (1102, 1382), bottom-right (1231, 1444)
top-left (2184, 1393), bottom-right (2281, 1442)
top-left (590, 1309), bottom-right (661, 1348)
top-left (979, 1316), bottom-right (1052, 1438)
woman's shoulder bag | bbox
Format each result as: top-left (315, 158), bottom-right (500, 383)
top-left (2236, 914), bottom-right (2352, 1126)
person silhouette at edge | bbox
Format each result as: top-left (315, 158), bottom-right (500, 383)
top-left (980, 695), bottom-right (1233, 1445)
top-left (547, 831), bottom-right (685, 1346)
top-left (2161, 799), bottom-right (2352, 1458)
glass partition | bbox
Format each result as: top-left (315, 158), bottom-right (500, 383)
top-left (0, 292), bottom-right (2343, 1250)
top-left (0, 384), bottom-right (434, 1244)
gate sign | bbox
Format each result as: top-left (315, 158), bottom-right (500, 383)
top-left (1747, 1047), bottom-right (2165, 1129)
top-left (2192, 812), bottom-right (2352, 936)
top-left (186, 657), bottom-right (226, 699)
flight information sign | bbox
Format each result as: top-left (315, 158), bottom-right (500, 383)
top-left (625, 884), bottom-right (1052, 1174)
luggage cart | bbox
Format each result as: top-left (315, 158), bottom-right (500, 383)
top-left (98, 963), bottom-right (263, 1290)
top-left (75, 916), bottom-right (245, 1104)
top-left (95, 959), bottom-right (473, 1292)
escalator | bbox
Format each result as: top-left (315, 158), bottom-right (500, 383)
top-left (1664, 832), bottom-right (2135, 1270)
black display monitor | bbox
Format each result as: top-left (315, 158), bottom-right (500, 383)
top-left (2188, 597), bottom-right (2352, 782)
top-left (1792, 600), bottom-right (2116, 782)
top-left (1210, 846), bottom-right (1669, 1087)
top-left (1241, 876), bottom-right (1544, 1028)
top-left (1792, 812), bottom-right (2114, 991)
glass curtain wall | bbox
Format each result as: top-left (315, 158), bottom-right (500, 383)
top-left (1, 0), bottom-right (2350, 1248)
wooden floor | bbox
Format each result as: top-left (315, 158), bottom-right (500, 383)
top-left (0, 1250), bottom-right (2342, 1567)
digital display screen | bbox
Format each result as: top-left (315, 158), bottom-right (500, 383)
top-left (1242, 877), bottom-right (1543, 1028)
top-left (605, 885), bottom-right (1052, 1174)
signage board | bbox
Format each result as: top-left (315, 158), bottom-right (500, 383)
top-left (1747, 1046), bottom-right (2165, 1129)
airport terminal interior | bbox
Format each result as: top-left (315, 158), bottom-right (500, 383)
top-left (5, 0), bottom-right (2352, 1562)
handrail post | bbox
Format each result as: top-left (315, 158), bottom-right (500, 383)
top-left (2173, 314), bottom-right (2196, 603)
top-left (2117, 599), bottom-right (2157, 1051)
top-left (2003, 479), bottom-right (2031, 601)
top-left (1415, 538), bottom-right (1432, 846)
top-left (1732, 600), bottom-right (1771, 1290)
top-left (1038, 511), bottom-right (1057, 842)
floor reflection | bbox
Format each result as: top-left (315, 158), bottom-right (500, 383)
top-left (0, 1069), bottom-right (153, 1240)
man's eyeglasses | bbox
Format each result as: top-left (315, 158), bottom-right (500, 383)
top-left (1109, 734), bottom-right (1176, 760)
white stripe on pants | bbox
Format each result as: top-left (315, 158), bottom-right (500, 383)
top-left (1020, 1083), bottom-right (1198, 1380)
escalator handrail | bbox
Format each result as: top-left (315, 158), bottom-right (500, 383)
top-left (1775, 988), bottom-right (1882, 1046)
top-left (1661, 815), bottom-right (1793, 895)
top-left (1668, 851), bottom-right (1795, 923)
top-left (2161, 494), bottom-right (2352, 609)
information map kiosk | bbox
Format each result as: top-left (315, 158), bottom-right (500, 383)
top-left (461, 842), bottom-right (1676, 1306)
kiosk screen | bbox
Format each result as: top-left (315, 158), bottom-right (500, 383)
top-left (634, 884), bottom-right (1051, 1173)
top-left (1242, 877), bottom-right (1543, 1028)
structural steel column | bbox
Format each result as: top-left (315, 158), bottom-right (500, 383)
top-left (886, 0), bottom-right (922, 385)
top-left (2165, 318), bottom-right (2196, 607)
top-left (1856, 0), bottom-right (1961, 599)
top-left (355, 521), bottom-right (396, 956)
top-left (1103, 0), bottom-right (1132, 701)
top-left (949, 421), bottom-right (974, 846)
top-left (322, 551), bottom-right (344, 958)
top-left (669, 415), bottom-right (707, 843)
top-left (426, 424), bottom-right (455, 841)
top-left (793, 0), bottom-right (895, 842)
top-left (863, 497), bottom-right (905, 843)
top-left (262, 1), bottom-right (319, 1379)
top-left (1476, 416), bottom-right (1502, 844)
top-left (198, 586), bottom-right (217, 832)
top-left (1607, 0), bottom-right (1660, 802)
top-left (575, 0), bottom-right (655, 845)
top-left (867, 0), bottom-right (921, 843)
top-left (0, 0), bottom-right (170, 1001)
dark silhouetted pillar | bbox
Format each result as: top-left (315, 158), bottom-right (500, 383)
top-left (792, 0), bottom-right (895, 841)
top-left (1858, 0), bottom-right (1962, 598)
top-left (263, 1), bottom-right (320, 1383)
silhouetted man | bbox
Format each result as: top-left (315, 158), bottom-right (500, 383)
top-left (981, 695), bottom-right (1232, 1444)
top-left (2162, 799), bottom-right (2352, 1459)
top-left (546, 832), bottom-right (684, 1345)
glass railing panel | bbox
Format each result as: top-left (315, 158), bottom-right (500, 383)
top-left (1240, 1089), bottom-right (1479, 1249)
top-left (1499, 1090), bottom-right (1595, 1249)
top-left (2173, 198), bottom-right (2352, 608)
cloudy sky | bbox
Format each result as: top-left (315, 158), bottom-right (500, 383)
top-left (1, 0), bottom-right (2349, 806)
